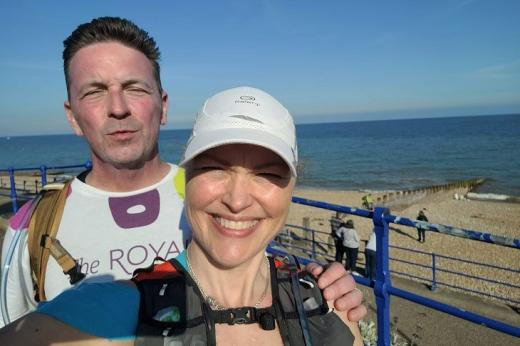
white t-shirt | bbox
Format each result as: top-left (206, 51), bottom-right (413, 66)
top-left (0, 164), bottom-right (189, 326)
top-left (338, 227), bottom-right (360, 249)
top-left (365, 231), bottom-right (377, 251)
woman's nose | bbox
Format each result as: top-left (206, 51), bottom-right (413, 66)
top-left (221, 174), bottom-right (253, 213)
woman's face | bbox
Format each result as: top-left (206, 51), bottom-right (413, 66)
top-left (185, 144), bottom-right (295, 268)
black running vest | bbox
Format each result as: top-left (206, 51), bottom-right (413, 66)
top-left (132, 257), bottom-right (354, 346)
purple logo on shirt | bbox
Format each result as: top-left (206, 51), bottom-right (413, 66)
top-left (108, 190), bottom-right (160, 229)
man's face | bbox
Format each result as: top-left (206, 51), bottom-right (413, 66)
top-left (64, 42), bottom-right (168, 169)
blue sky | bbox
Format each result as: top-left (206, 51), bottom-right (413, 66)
top-left (0, 1), bottom-right (519, 136)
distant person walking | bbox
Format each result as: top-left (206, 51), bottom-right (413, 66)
top-left (339, 219), bottom-right (360, 274)
top-left (416, 210), bottom-right (429, 243)
top-left (330, 212), bottom-right (345, 262)
top-left (362, 193), bottom-right (374, 210)
top-left (364, 229), bottom-right (377, 281)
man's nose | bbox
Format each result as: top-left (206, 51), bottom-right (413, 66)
top-left (221, 175), bottom-right (253, 213)
top-left (107, 90), bottom-right (130, 119)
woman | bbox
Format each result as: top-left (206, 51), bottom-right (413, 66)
top-left (365, 228), bottom-right (377, 281)
top-left (0, 87), bottom-right (363, 345)
top-left (339, 220), bottom-right (360, 274)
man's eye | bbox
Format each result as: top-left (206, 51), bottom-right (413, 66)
top-left (83, 89), bottom-right (104, 97)
top-left (127, 88), bottom-right (149, 95)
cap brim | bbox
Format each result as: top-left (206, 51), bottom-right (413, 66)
top-left (179, 128), bottom-right (297, 177)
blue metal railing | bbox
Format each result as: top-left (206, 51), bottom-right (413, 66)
top-left (276, 198), bottom-right (520, 344)
top-left (277, 221), bottom-right (520, 307)
top-left (1, 165), bottom-right (519, 344)
top-left (0, 161), bottom-right (91, 213)
top-left (388, 244), bottom-right (520, 305)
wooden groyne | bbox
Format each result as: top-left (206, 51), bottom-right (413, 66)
top-left (374, 178), bottom-right (486, 209)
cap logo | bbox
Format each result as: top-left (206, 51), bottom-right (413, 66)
top-left (229, 114), bottom-right (264, 124)
top-left (235, 95), bottom-right (260, 107)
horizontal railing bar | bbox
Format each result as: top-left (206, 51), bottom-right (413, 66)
top-left (390, 270), bottom-right (432, 284)
top-left (0, 163), bottom-right (88, 172)
top-left (387, 215), bottom-right (520, 249)
top-left (292, 196), bottom-right (520, 249)
top-left (390, 244), bottom-right (434, 256)
top-left (436, 268), bottom-right (520, 289)
top-left (391, 245), bottom-right (520, 273)
top-left (388, 286), bottom-right (520, 338)
top-left (389, 257), bottom-right (431, 269)
top-left (435, 254), bottom-right (520, 273)
top-left (435, 281), bottom-right (520, 305)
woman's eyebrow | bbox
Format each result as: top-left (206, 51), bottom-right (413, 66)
top-left (196, 153), bottom-right (287, 171)
top-left (254, 161), bottom-right (288, 171)
top-left (194, 153), bottom-right (229, 165)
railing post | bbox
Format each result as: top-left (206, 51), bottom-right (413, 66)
top-left (8, 166), bottom-right (18, 213)
top-left (373, 207), bottom-right (391, 346)
top-left (431, 253), bottom-right (437, 291)
top-left (311, 229), bottom-right (316, 259)
top-left (40, 165), bottom-right (47, 187)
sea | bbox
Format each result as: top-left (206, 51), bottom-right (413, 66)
top-left (1, 114), bottom-right (519, 198)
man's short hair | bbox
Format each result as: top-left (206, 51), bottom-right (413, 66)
top-left (63, 16), bottom-right (162, 97)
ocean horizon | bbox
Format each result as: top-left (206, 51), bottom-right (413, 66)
top-left (1, 114), bottom-right (519, 197)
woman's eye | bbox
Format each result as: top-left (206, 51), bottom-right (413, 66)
top-left (258, 172), bottom-right (284, 180)
top-left (196, 165), bottom-right (223, 172)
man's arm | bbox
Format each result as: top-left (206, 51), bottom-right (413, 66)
top-left (306, 261), bottom-right (366, 322)
top-left (0, 312), bottom-right (131, 346)
top-left (0, 224), bottom-right (35, 327)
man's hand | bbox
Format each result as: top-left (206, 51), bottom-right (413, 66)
top-left (306, 261), bottom-right (367, 322)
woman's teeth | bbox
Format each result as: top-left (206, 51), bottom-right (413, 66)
top-left (215, 217), bottom-right (258, 230)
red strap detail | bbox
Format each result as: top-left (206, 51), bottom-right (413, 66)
top-left (274, 258), bottom-right (285, 269)
top-left (133, 261), bottom-right (179, 281)
top-left (273, 257), bottom-right (304, 273)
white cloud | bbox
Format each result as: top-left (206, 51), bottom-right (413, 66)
top-left (474, 60), bottom-right (520, 79)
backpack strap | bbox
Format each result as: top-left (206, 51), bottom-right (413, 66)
top-left (27, 180), bottom-right (85, 301)
top-left (285, 255), bottom-right (313, 346)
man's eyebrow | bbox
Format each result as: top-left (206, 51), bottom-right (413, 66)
top-left (78, 81), bottom-right (106, 92)
top-left (121, 79), bottom-right (153, 89)
top-left (78, 79), bottom-right (153, 92)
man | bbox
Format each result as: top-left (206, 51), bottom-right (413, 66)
top-left (416, 209), bottom-right (429, 243)
top-left (0, 17), bottom-right (365, 326)
top-left (330, 212), bottom-right (345, 262)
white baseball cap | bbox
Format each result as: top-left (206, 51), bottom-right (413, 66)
top-left (180, 86), bottom-right (298, 177)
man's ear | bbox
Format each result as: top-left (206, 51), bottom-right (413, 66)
top-left (160, 91), bottom-right (168, 125)
top-left (64, 101), bottom-right (84, 136)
